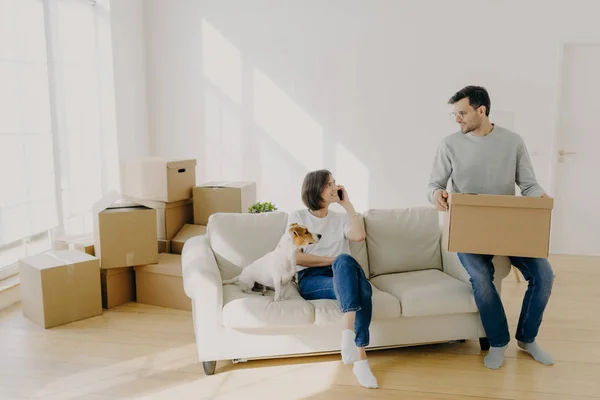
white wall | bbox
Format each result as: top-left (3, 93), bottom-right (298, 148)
top-left (143, 0), bottom-right (600, 214)
top-left (109, 0), bottom-right (150, 159)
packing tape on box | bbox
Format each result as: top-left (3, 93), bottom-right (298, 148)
top-left (46, 252), bottom-right (79, 320)
top-left (46, 253), bottom-right (78, 286)
top-left (126, 252), bottom-right (134, 266)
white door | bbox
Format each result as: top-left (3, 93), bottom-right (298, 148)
top-left (551, 44), bottom-right (600, 256)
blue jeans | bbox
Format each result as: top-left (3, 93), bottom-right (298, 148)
top-left (458, 253), bottom-right (555, 347)
top-left (297, 254), bottom-right (373, 347)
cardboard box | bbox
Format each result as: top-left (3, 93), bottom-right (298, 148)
top-left (171, 224), bottom-right (207, 254)
top-left (193, 181), bottom-right (256, 225)
top-left (54, 234), bottom-right (95, 256)
top-left (100, 267), bottom-right (135, 309)
top-left (445, 193), bottom-right (553, 258)
top-left (158, 239), bottom-right (171, 253)
top-left (73, 241), bottom-right (95, 256)
top-left (125, 197), bottom-right (193, 240)
top-left (19, 250), bottom-right (102, 328)
top-left (93, 194), bottom-right (158, 269)
top-left (134, 253), bottom-right (191, 311)
top-left (120, 158), bottom-right (197, 202)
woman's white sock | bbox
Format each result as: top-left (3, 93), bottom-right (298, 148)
top-left (352, 359), bottom-right (378, 389)
top-left (341, 329), bottom-right (357, 364)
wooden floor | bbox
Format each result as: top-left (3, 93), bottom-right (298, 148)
top-left (1, 255), bottom-right (599, 399)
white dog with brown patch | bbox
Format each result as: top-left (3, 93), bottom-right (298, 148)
top-left (222, 223), bottom-right (321, 301)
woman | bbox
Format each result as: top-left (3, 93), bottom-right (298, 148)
top-left (288, 169), bottom-right (378, 389)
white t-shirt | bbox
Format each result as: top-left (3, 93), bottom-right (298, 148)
top-left (287, 209), bottom-right (351, 272)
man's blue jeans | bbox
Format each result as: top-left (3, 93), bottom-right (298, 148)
top-left (458, 253), bottom-right (555, 347)
top-left (297, 254), bottom-right (373, 347)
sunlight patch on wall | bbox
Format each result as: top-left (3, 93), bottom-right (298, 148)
top-left (202, 19), bottom-right (242, 105)
top-left (334, 142), bottom-right (369, 212)
top-left (204, 90), bottom-right (243, 181)
top-left (253, 68), bottom-right (323, 172)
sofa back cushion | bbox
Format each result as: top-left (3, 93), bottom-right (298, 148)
top-left (207, 211), bottom-right (288, 280)
top-left (365, 207), bottom-right (442, 277)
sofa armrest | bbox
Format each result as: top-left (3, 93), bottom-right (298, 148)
top-left (441, 243), bottom-right (471, 284)
top-left (440, 225), bottom-right (471, 284)
top-left (181, 235), bottom-right (223, 309)
top-left (182, 235), bottom-right (226, 360)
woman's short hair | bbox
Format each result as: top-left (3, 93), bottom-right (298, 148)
top-left (301, 169), bottom-right (332, 211)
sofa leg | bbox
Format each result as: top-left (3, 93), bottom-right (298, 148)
top-left (202, 361), bottom-right (217, 375)
top-left (479, 337), bottom-right (491, 351)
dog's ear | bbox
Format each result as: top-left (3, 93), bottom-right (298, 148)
top-left (289, 223), bottom-right (299, 227)
top-left (289, 224), bottom-right (302, 237)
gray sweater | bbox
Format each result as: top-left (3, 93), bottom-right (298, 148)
top-left (427, 125), bottom-right (546, 203)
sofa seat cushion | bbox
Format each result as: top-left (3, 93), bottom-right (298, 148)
top-left (371, 270), bottom-right (478, 317)
top-left (309, 283), bottom-right (401, 326)
top-left (222, 283), bottom-right (314, 329)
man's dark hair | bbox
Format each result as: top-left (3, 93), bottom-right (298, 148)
top-left (301, 169), bottom-right (332, 211)
top-left (448, 85), bottom-right (491, 116)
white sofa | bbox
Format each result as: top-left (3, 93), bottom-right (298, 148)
top-left (181, 207), bottom-right (511, 375)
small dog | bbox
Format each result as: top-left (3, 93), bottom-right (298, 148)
top-left (222, 223), bottom-right (321, 301)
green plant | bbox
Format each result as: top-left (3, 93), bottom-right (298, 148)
top-left (248, 201), bottom-right (278, 213)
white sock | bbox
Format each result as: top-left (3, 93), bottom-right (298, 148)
top-left (518, 341), bottom-right (554, 365)
top-left (341, 329), bottom-right (358, 364)
top-left (484, 345), bottom-right (508, 369)
top-left (352, 359), bottom-right (378, 389)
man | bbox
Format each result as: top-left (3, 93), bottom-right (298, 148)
top-left (428, 85), bottom-right (555, 369)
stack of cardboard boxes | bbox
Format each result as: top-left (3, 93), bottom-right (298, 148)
top-left (18, 157), bottom-right (256, 329)
top-left (118, 158), bottom-right (197, 312)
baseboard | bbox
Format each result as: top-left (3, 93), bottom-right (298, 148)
top-left (0, 276), bottom-right (20, 311)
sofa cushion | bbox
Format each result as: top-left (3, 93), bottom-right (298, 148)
top-left (207, 211), bottom-right (288, 280)
top-left (371, 269), bottom-right (478, 317)
top-left (222, 283), bottom-right (315, 329)
top-left (365, 207), bottom-right (442, 277)
top-left (309, 283), bottom-right (401, 326)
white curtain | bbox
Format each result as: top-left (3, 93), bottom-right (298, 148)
top-left (47, 0), bottom-right (119, 237)
top-left (0, 0), bottom-right (119, 270)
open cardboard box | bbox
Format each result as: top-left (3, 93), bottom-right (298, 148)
top-left (444, 193), bottom-right (553, 258)
top-left (171, 224), bottom-right (206, 254)
top-left (123, 196), bottom-right (193, 241)
top-left (92, 192), bottom-right (158, 269)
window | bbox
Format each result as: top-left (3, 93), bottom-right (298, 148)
top-left (0, 0), bottom-right (57, 269)
top-left (0, 0), bottom-right (118, 271)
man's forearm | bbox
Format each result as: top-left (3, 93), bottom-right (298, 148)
top-left (297, 252), bottom-right (334, 267)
